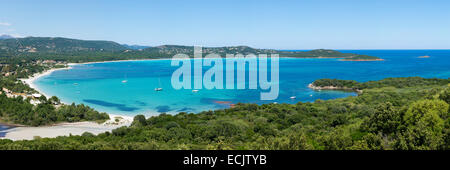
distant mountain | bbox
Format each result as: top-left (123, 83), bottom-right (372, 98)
top-left (0, 37), bottom-right (126, 53)
top-left (144, 45), bottom-right (277, 56)
top-left (0, 36), bottom-right (381, 61)
top-left (0, 34), bottom-right (14, 40)
top-left (122, 44), bottom-right (150, 50)
top-left (141, 45), bottom-right (381, 60)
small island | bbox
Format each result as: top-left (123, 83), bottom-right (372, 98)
top-left (418, 55), bottom-right (430, 58)
top-left (339, 55), bottom-right (385, 61)
top-left (308, 78), bottom-right (363, 93)
top-left (279, 49), bottom-right (383, 61)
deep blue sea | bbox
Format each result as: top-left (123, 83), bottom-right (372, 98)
top-left (33, 50), bottom-right (450, 116)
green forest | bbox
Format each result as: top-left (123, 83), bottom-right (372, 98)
top-left (0, 57), bottom-right (110, 126)
top-left (1, 77), bottom-right (448, 150)
top-left (0, 94), bottom-right (109, 126)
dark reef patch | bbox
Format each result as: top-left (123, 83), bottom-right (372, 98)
top-left (177, 107), bottom-right (194, 112)
top-left (155, 105), bottom-right (171, 112)
top-left (135, 101), bottom-right (147, 106)
top-left (83, 99), bottom-right (139, 111)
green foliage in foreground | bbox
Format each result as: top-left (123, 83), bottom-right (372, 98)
top-left (0, 94), bottom-right (109, 126)
top-left (0, 77), bottom-right (448, 150)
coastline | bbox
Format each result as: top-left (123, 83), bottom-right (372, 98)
top-left (0, 113), bottom-right (133, 141)
top-left (20, 66), bottom-right (72, 98)
top-left (308, 83), bottom-right (363, 93)
top-left (1, 119), bottom-right (132, 141)
top-left (67, 58), bottom-right (178, 66)
top-left (339, 58), bottom-right (385, 61)
top-left (12, 64), bottom-right (135, 141)
top-left (20, 66), bottom-right (136, 120)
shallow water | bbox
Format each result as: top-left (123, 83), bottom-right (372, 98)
top-left (34, 50), bottom-right (450, 116)
top-left (0, 124), bottom-right (14, 137)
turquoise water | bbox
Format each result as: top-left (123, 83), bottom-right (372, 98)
top-left (34, 50), bottom-right (450, 116)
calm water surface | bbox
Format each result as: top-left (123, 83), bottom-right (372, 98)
top-left (34, 50), bottom-right (450, 116)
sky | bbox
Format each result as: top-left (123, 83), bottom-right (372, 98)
top-left (1, 0), bottom-right (449, 49)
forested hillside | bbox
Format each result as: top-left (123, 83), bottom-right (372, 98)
top-left (0, 37), bottom-right (382, 61)
top-left (1, 77), bottom-right (448, 150)
top-left (0, 37), bottom-right (126, 53)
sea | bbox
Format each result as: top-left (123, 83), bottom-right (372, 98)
top-left (33, 50), bottom-right (450, 117)
top-left (0, 125), bottom-right (13, 137)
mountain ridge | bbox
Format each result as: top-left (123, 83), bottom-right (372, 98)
top-left (0, 34), bottom-right (15, 40)
top-left (0, 36), bottom-right (382, 61)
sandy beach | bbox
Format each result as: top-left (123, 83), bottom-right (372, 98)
top-left (1, 114), bottom-right (133, 141)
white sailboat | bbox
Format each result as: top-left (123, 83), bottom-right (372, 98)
top-left (155, 78), bottom-right (163, 91)
top-left (122, 73), bottom-right (128, 83)
top-left (290, 89), bottom-right (297, 99)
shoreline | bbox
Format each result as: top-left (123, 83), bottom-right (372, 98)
top-left (20, 66), bottom-right (72, 98)
top-left (67, 58), bottom-right (175, 66)
top-left (0, 113), bottom-right (133, 141)
top-left (0, 118), bottom-right (132, 141)
top-left (308, 83), bottom-right (363, 93)
top-left (13, 64), bottom-right (136, 141)
top-left (339, 58), bottom-right (385, 61)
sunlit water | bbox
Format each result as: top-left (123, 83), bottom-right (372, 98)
top-left (33, 50), bottom-right (450, 116)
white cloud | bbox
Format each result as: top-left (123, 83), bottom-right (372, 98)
top-left (0, 22), bottom-right (11, 26)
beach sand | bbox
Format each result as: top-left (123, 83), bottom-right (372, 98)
top-left (1, 114), bottom-right (133, 141)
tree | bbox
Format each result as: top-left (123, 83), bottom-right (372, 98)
top-left (363, 102), bottom-right (402, 135)
top-left (48, 96), bottom-right (60, 105)
top-left (131, 115), bottom-right (147, 127)
top-left (397, 100), bottom-right (448, 150)
top-left (439, 87), bottom-right (450, 104)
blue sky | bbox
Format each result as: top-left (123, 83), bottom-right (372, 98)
top-left (1, 0), bottom-right (449, 49)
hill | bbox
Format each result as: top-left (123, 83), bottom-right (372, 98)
top-left (121, 44), bottom-right (150, 50)
top-left (0, 37), bottom-right (382, 61)
top-left (0, 37), bottom-right (126, 53)
top-left (142, 45), bottom-right (381, 60)
top-left (0, 34), bottom-right (14, 40)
